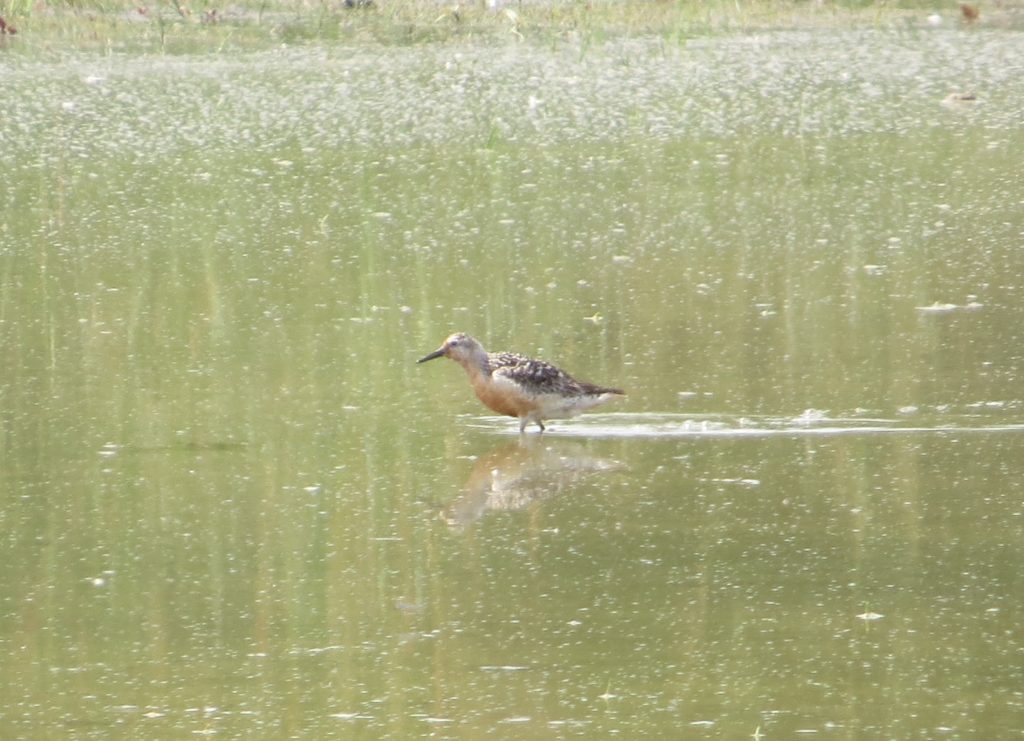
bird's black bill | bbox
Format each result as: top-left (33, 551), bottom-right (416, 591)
top-left (417, 348), bottom-right (445, 363)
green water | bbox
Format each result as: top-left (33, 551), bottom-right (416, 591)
top-left (3, 26), bottom-right (1024, 738)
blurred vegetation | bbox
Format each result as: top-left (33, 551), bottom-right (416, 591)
top-left (0, 0), bottom-right (996, 53)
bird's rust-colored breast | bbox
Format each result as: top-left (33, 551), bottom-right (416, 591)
top-left (471, 375), bottom-right (537, 418)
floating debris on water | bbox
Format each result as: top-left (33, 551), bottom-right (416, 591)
top-left (857, 611), bottom-right (884, 621)
top-left (916, 301), bottom-right (983, 313)
top-left (942, 91), bottom-right (977, 106)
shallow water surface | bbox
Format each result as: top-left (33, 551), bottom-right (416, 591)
top-left (2, 26), bottom-right (1024, 738)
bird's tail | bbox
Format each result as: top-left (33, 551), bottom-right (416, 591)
top-left (583, 383), bottom-right (625, 396)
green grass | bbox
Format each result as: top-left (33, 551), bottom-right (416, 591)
top-left (0, 0), bottom-right (990, 53)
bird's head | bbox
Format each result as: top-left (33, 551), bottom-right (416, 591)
top-left (417, 332), bottom-right (484, 365)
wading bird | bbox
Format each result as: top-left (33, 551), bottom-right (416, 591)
top-left (418, 332), bottom-right (625, 433)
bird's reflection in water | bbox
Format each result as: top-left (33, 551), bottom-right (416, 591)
top-left (442, 438), bottom-right (624, 529)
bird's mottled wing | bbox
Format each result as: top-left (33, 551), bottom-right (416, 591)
top-left (488, 352), bottom-right (585, 396)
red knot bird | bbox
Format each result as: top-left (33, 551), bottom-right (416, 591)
top-left (417, 332), bottom-right (625, 433)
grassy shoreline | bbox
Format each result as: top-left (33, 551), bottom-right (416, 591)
top-left (0, 0), bottom-right (995, 53)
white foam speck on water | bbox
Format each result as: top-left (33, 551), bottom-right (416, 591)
top-left (856, 612), bottom-right (884, 621)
